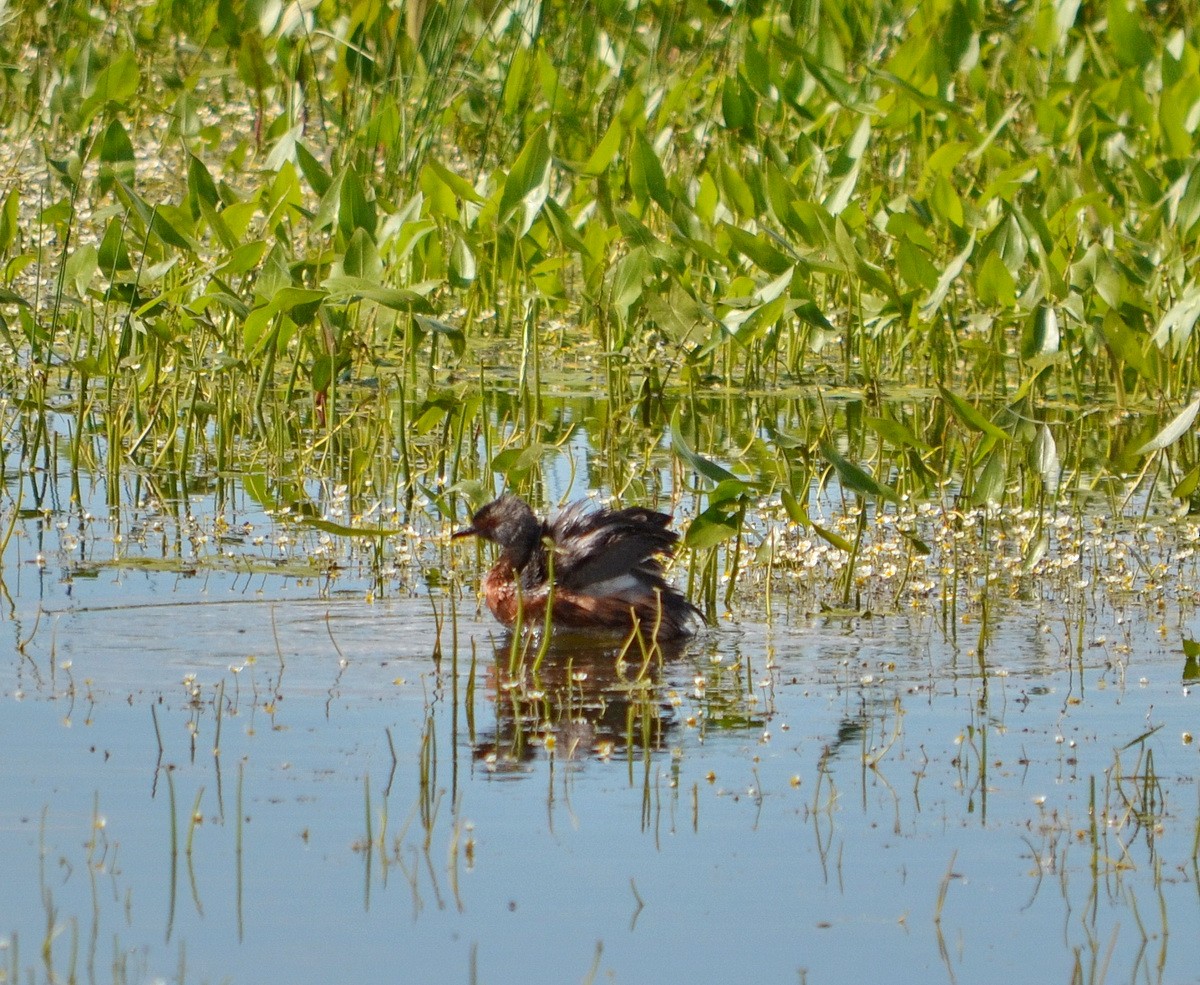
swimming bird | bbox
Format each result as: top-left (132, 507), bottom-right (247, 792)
top-left (453, 494), bottom-right (703, 639)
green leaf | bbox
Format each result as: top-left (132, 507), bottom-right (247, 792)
top-left (1132, 397), bottom-right (1200, 456)
top-left (98, 119), bottom-right (135, 194)
top-left (938, 385), bottom-right (1009, 442)
top-left (1099, 310), bottom-right (1158, 383)
top-left (1030, 424), bottom-right (1059, 484)
top-left (322, 277), bottom-right (434, 312)
top-left (339, 166), bottom-right (376, 238)
top-left (920, 234), bottom-right (975, 317)
top-left (414, 314), bottom-right (466, 358)
top-left (0, 187), bottom-right (18, 254)
top-left (631, 130), bottom-right (671, 212)
top-left (273, 287), bottom-right (326, 326)
top-left (186, 153), bottom-right (220, 211)
top-left (721, 223), bottom-right (794, 274)
top-left (115, 181), bottom-right (197, 252)
top-left (684, 502), bottom-right (742, 549)
top-left (64, 243), bottom-right (98, 295)
top-left (243, 304), bottom-right (275, 351)
top-left (943, 0), bottom-right (980, 72)
top-left (670, 408), bottom-right (741, 486)
top-left (427, 158), bottom-right (484, 203)
top-left (79, 52), bottom-right (140, 127)
top-left (820, 442), bottom-right (902, 505)
top-left (975, 250), bottom-right (1016, 307)
top-left (0, 285), bottom-right (30, 306)
top-left (295, 141), bottom-right (332, 197)
top-left (1021, 304), bottom-right (1060, 360)
top-left (491, 443), bottom-right (544, 481)
top-left (609, 247), bottom-right (651, 315)
top-left (721, 75), bottom-right (751, 131)
top-left (865, 416), bottom-right (930, 452)
top-left (342, 227), bottom-right (382, 280)
top-left (97, 218), bottom-right (132, 272)
top-left (971, 448), bottom-right (1007, 506)
top-left (1183, 636), bottom-right (1200, 682)
top-left (499, 126), bottom-right (551, 237)
top-left (581, 117), bottom-right (624, 177)
top-left (450, 234), bottom-right (476, 288)
top-left (1108, 0), bottom-right (1154, 68)
top-left (1172, 463), bottom-right (1200, 500)
top-left (1153, 284), bottom-right (1200, 357)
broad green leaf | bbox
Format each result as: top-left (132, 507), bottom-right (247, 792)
top-left (1021, 304), bottom-right (1060, 360)
top-left (79, 51), bottom-right (140, 127)
top-left (339, 166), bottom-right (376, 237)
top-left (322, 277), bottom-right (434, 312)
top-left (824, 159), bottom-right (861, 216)
top-left (865, 416), bottom-right (931, 452)
top-left (1132, 397), bottom-right (1200, 456)
top-left (98, 119), bottom-right (135, 194)
top-left (215, 241), bottom-right (266, 278)
top-left (721, 76), bottom-right (751, 131)
top-left (0, 187), bottom-right (17, 254)
top-left (1172, 464), bottom-right (1200, 500)
top-left (491, 443), bottom-right (543, 481)
top-left (920, 233), bottom-right (976, 317)
top-left (273, 287), bottom-right (326, 326)
top-left (1153, 285), bottom-right (1200, 357)
top-left (721, 223), bottom-right (794, 274)
top-left (450, 235), bottom-right (476, 288)
top-left (1108, 0), bottom-right (1153, 68)
top-left (499, 126), bottom-right (551, 236)
top-left (115, 181), bottom-right (197, 252)
top-left (1184, 636), bottom-right (1200, 682)
top-left (313, 167), bottom-right (344, 232)
top-left (631, 130), bottom-right (670, 212)
top-left (186, 153), bottom-right (220, 212)
top-left (808, 517), bottom-right (855, 553)
top-left (929, 173), bottom-right (964, 226)
top-left (97, 218), bottom-right (132, 272)
top-left (427, 158), bottom-right (484, 202)
top-left (684, 502), bottom-right (742, 550)
top-left (295, 141), bottom-right (332, 197)
top-left (342, 227), bottom-right (382, 280)
top-left (976, 249), bottom-right (1016, 307)
top-left (971, 448), bottom-right (1007, 505)
top-left (414, 315), bottom-right (466, 358)
top-left (1099, 310), bottom-right (1158, 383)
top-left (820, 442), bottom-right (902, 504)
top-left (943, 0), bottom-right (980, 72)
top-left (254, 242), bottom-right (292, 302)
top-left (542, 198), bottom-right (590, 256)
top-left (670, 408), bottom-right (740, 486)
top-left (582, 117), bottom-right (624, 176)
top-left (719, 159), bottom-right (756, 218)
top-left (243, 304), bottom-right (275, 351)
top-left (64, 244), bottom-right (98, 296)
top-left (896, 238), bottom-right (938, 291)
top-left (938, 385), bottom-right (1010, 441)
top-left (1030, 424), bottom-right (1059, 484)
top-left (609, 247), bottom-right (651, 314)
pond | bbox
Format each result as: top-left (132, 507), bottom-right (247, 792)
top-left (3, 403), bottom-right (1199, 985)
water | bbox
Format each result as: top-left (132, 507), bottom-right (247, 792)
top-left (3, 445), bottom-right (1200, 984)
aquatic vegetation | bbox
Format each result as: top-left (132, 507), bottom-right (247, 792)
top-left (4, 1), bottom-right (1200, 983)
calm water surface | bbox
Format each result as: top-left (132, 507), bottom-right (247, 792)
top-left (3, 473), bottom-right (1199, 985)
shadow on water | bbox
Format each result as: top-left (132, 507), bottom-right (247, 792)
top-left (471, 630), bottom-right (691, 773)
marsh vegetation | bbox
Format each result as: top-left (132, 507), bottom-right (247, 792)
top-left (3, 0), bottom-right (1200, 982)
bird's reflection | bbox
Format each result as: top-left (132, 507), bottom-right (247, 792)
top-left (472, 630), bottom-right (691, 773)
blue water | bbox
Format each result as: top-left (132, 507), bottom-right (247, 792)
top-left (2, 474), bottom-right (1200, 985)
